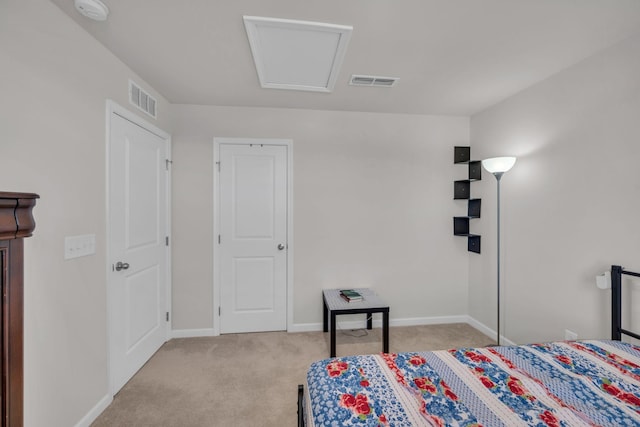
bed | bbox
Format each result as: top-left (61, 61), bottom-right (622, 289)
top-left (298, 265), bottom-right (640, 426)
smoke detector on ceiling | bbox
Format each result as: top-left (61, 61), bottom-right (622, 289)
top-left (75, 0), bottom-right (109, 21)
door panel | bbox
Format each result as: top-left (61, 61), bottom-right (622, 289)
top-left (109, 111), bottom-right (168, 393)
top-left (219, 143), bottom-right (287, 333)
top-left (126, 265), bottom-right (160, 351)
top-left (126, 138), bottom-right (161, 249)
top-left (233, 155), bottom-right (275, 238)
top-left (234, 257), bottom-right (275, 311)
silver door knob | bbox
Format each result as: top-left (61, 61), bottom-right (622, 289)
top-left (115, 261), bottom-right (130, 271)
top-left (277, 244), bottom-right (285, 250)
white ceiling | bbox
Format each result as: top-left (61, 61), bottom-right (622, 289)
top-left (50, 0), bottom-right (640, 116)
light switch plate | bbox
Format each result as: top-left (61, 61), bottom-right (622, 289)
top-left (64, 234), bottom-right (96, 259)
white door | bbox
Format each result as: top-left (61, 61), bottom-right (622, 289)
top-left (108, 109), bottom-right (170, 394)
top-left (218, 141), bottom-right (288, 333)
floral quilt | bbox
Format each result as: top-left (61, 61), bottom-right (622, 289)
top-left (305, 340), bottom-right (640, 426)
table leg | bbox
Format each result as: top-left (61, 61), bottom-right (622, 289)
top-left (330, 312), bottom-right (337, 358)
top-left (366, 312), bottom-right (372, 330)
top-left (382, 310), bottom-right (389, 353)
top-left (323, 297), bottom-right (328, 333)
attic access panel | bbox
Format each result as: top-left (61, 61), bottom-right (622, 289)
top-left (243, 16), bottom-right (352, 93)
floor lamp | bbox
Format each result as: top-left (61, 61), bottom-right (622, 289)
top-left (481, 156), bottom-right (516, 346)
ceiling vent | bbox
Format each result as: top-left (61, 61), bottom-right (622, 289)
top-left (129, 80), bottom-right (157, 119)
top-left (244, 16), bottom-right (353, 93)
top-left (350, 75), bottom-right (399, 87)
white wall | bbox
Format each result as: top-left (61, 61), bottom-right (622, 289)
top-left (469, 34), bottom-right (640, 344)
top-left (0, 1), bottom-right (171, 426)
top-left (170, 105), bottom-right (471, 331)
top-left (9, 0), bottom-right (637, 423)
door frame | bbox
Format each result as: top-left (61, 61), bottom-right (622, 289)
top-left (105, 100), bottom-right (172, 395)
top-left (212, 137), bottom-right (293, 336)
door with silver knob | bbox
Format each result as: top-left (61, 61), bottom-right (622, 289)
top-left (114, 261), bottom-right (130, 271)
top-left (218, 140), bottom-right (289, 334)
top-left (108, 109), bottom-right (169, 395)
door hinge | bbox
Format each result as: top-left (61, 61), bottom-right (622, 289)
top-left (218, 306), bottom-right (221, 316)
top-left (166, 312), bottom-right (170, 322)
top-left (166, 159), bottom-right (173, 170)
top-left (166, 236), bottom-right (169, 246)
top-left (218, 234), bottom-right (221, 244)
top-left (216, 161), bottom-right (220, 172)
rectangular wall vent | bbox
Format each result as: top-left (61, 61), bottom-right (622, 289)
top-left (129, 80), bottom-right (157, 119)
top-left (349, 75), bottom-right (399, 87)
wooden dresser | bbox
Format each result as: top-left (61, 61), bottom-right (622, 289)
top-left (0, 192), bottom-right (38, 427)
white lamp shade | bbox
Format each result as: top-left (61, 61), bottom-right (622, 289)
top-left (482, 156), bottom-right (516, 174)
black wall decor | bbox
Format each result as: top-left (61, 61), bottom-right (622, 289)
top-left (453, 146), bottom-right (481, 253)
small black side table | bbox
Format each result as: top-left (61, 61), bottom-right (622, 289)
top-left (322, 289), bottom-right (390, 357)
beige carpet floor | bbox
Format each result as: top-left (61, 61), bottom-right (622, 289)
top-left (91, 323), bottom-right (493, 427)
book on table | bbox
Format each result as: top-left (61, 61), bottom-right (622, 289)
top-left (339, 289), bottom-right (363, 302)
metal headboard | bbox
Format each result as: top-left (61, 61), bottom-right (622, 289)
top-left (611, 265), bottom-right (640, 341)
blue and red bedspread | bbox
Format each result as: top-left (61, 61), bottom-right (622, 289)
top-left (305, 340), bottom-right (640, 426)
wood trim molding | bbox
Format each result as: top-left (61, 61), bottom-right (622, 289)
top-left (0, 193), bottom-right (39, 240)
top-left (0, 191), bottom-right (37, 427)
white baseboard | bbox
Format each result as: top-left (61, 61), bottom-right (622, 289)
top-left (173, 318), bottom-right (506, 343)
top-left (390, 315), bottom-right (468, 327)
top-left (290, 315), bottom-right (513, 344)
top-left (465, 315), bottom-right (494, 338)
top-left (289, 315), bottom-right (470, 333)
top-left (171, 328), bottom-right (217, 338)
top-left (289, 322), bottom-right (323, 333)
top-left (74, 393), bottom-right (112, 427)
top-left (466, 315), bottom-right (516, 346)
